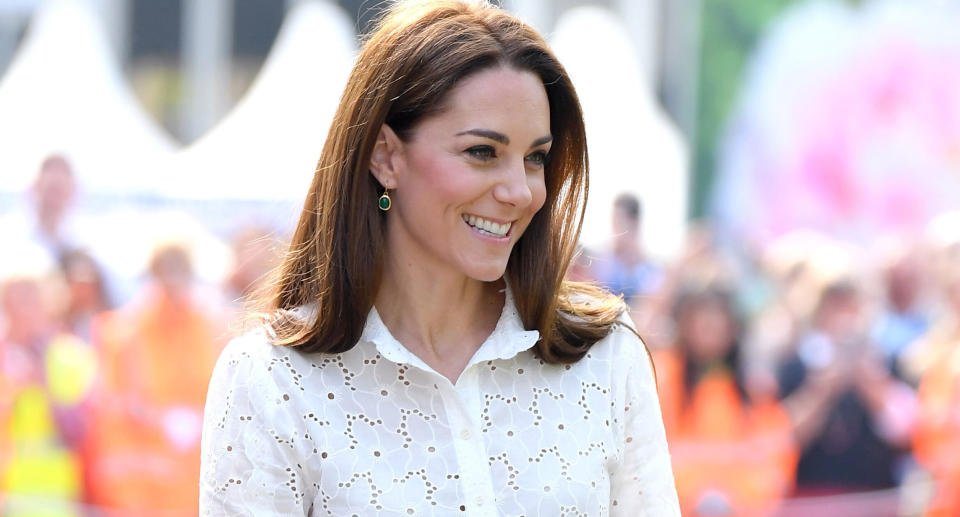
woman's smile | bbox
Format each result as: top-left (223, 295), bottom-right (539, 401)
top-left (461, 214), bottom-right (513, 239)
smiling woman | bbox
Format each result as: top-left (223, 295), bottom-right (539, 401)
top-left (199, 1), bottom-right (680, 515)
top-left (371, 66), bottom-right (550, 284)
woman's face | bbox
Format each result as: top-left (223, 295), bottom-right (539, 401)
top-left (65, 259), bottom-right (101, 310)
top-left (384, 66), bottom-right (551, 282)
top-left (680, 300), bottom-right (735, 363)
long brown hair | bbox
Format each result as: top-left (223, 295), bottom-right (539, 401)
top-left (268, 0), bottom-right (625, 363)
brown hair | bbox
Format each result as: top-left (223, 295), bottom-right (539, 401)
top-left (268, 0), bottom-right (626, 363)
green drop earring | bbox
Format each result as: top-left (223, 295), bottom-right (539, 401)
top-left (378, 189), bottom-right (392, 211)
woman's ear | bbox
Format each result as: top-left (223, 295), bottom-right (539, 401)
top-left (369, 124), bottom-right (404, 189)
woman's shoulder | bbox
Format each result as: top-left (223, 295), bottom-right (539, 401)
top-left (217, 327), bottom-right (286, 367)
top-left (592, 312), bottom-right (651, 362)
top-left (575, 310), bottom-right (657, 393)
top-left (209, 327), bottom-right (315, 394)
top-left (211, 319), bottom-right (372, 398)
top-left (216, 304), bottom-right (321, 368)
top-left (551, 282), bottom-right (653, 369)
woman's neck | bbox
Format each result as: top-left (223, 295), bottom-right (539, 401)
top-left (374, 257), bottom-right (504, 384)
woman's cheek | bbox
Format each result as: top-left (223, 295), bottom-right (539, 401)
top-left (529, 176), bottom-right (548, 214)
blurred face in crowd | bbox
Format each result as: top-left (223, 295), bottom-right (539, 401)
top-left (150, 245), bottom-right (194, 299)
top-left (611, 199), bottom-right (641, 257)
top-left (816, 286), bottom-right (864, 342)
top-left (375, 66), bottom-right (550, 282)
top-left (33, 158), bottom-right (76, 228)
top-left (612, 203), bottom-right (638, 238)
top-left (1, 279), bottom-right (55, 346)
top-left (679, 297), bottom-right (736, 364)
top-left (886, 256), bottom-right (923, 312)
top-left (63, 253), bottom-right (105, 312)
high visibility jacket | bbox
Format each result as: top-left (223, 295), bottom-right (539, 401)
top-left (655, 349), bottom-right (798, 517)
top-left (84, 289), bottom-right (224, 516)
top-left (913, 337), bottom-right (960, 517)
top-left (1, 334), bottom-right (95, 517)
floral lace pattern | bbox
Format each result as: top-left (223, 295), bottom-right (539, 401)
top-left (200, 289), bottom-right (679, 516)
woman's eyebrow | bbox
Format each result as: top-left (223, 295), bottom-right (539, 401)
top-left (455, 129), bottom-right (553, 148)
top-left (456, 128), bottom-right (509, 144)
top-left (531, 135), bottom-right (553, 147)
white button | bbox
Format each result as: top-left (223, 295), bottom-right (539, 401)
top-left (460, 428), bottom-right (472, 440)
top-left (475, 495), bottom-right (485, 506)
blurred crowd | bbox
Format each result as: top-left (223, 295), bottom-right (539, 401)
top-left (579, 194), bottom-right (960, 517)
top-left (0, 156), bottom-right (281, 516)
top-left (1, 157), bottom-right (959, 517)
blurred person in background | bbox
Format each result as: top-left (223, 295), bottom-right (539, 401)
top-left (637, 225), bottom-right (740, 348)
top-left (871, 243), bottom-right (930, 383)
top-left (1, 154), bottom-right (123, 308)
top-left (656, 286), bottom-right (797, 517)
top-left (5, 154), bottom-right (81, 261)
top-left (85, 241), bottom-right (226, 516)
top-left (0, 245), bottom-right (97, 517)
top-left (59, 248), bottom-right (112, 342)
top-left (744, 233), bottom-right (838, 388)
top-left (910, 242), bottom-right (960, 517)
top-left (777, 279), bottom-right (916, 500)
top-left (29, 155), bottom-right (78, 258)
top-left (590, 193), bottom-right (663, 307)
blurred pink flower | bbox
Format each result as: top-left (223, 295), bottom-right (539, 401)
top-left (716, 1), bottom-right (960, 245)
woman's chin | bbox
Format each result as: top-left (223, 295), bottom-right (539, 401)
top-left (463, 262), bottom-right (509, 283)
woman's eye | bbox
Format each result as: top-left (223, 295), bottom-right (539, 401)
top-left (466, 146), bottom-right (496, 161)
top-left (525, 150), bottom-right (549, 167)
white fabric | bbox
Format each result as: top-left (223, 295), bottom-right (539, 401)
top-left (199, 287), bottom-right (680, 516)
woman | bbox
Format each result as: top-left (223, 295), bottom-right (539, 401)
top-left (655, 287), bottom-right (796, 517)
top-left (59, 248), bottom-right (112, 342)
top-left (199, 1), bottom-right (679, 514)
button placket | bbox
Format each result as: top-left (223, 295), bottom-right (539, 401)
top-left (439, 365), bottom-right (498, 517)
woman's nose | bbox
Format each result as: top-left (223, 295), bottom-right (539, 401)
top-left (493, 160), bottom-right (535, 207)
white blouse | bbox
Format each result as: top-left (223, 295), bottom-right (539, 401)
top-left (199, 288), bottom-right (680, 516)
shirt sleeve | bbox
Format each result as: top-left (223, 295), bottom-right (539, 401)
top-left (609, 325), bottom-right (681, 516)
top-left (199, 335), bottom-right (312, 516)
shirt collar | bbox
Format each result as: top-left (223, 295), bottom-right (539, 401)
top-left (359, 281), bottom-right (542, 374)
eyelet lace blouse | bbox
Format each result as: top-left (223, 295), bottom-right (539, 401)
top-left (199, 287), bottom-right (680, 516)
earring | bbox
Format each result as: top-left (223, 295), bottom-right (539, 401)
top-left (378, 189), bottom-right (392, 211)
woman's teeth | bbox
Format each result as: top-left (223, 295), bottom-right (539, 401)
top-left (463, 214), bottom-right (511, 237)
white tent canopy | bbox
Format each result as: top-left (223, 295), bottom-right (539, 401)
top-left (550, 6), bottom-right (689, 260)
top-left (153, 0), bottom-right (357, 201)
top-left (0, 0), bottom-right (177, 195)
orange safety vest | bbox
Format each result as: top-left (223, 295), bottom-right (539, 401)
top-left (655, 349), bottom-right (798, 517)
top-left (84, 289), bottom-right (224, 516)
top-left (913, 340), bottom-right (960, 517)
